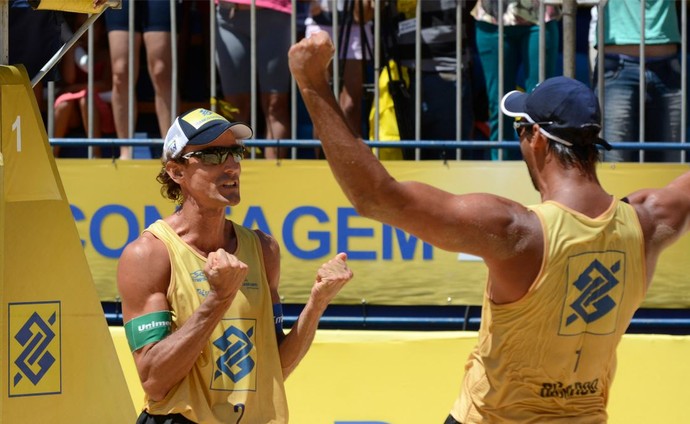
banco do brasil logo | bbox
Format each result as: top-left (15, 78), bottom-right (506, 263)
top-left (560, 252), bottom-right (625, 336)
top-left (8, 301), bottom-right (62, 397)
top-left (211, 318), bottom-right (257, 392)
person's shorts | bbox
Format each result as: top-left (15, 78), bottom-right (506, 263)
top-left (215, 6), bottom-right (291, 95)
top-left (305, 19), bottom-right (373, 61)
top-left (136, 411), bottom-right (196, 424)
top-left (104, 0), bottom-right (172, 33)
top-left (444, 414), bottom-right (463, 424)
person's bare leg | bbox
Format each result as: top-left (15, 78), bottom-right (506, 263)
top-left (262, 92), bottom-right (291, 159)
top-left (340, 59), bottom-right (364, 137)
top-left (53, 99), bottom-right (78, 156)
top-left (78, 96), bottom-right (103, 157)
top-left (143, 31), bottom-right (175, 140)
top-left (224, 93), bottom-right (256, 153)
top-left (108, 30), bottom-right (142, 159)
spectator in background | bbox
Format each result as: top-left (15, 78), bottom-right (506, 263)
top-left (53, 15), bottom-right (114, 158)
top-left (8, 0), bottom-right (63, 115)
top-left (472, 0), bottom-right (561, 160)
top-left (391, 0), bottom-right (478, 160)
top-left (104, 0), bottom-right (175, 160)
top-left (593, 0), bottom-right (682, 163)
top-left (216, 0), bottom-right (292, 159)
top-left (306, 0), bottom-right (374, 140)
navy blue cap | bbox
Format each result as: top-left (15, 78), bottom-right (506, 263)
top-left (501, 76), bottom-right (611, 150)
top-left (163, 108), bottom-right (253, 161)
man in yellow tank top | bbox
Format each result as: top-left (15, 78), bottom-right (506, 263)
top-left (288, 32), bottom-right (690, 423)
top-left (117, 107), bottom-right (353, 424)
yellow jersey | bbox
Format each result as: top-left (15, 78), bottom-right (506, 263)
top-left (142, 220), bottom-right (288, 424)
top-left (453, 199), bottom-right (646, 423)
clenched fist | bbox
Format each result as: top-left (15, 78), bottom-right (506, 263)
top-left (204, 248), bottom-right (248, 302)
top-left (288, 30), bottom-right (335, 89)
top-left (311, 252), bottom-right (354, 307)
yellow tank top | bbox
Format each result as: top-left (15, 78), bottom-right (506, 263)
top-left (143, 220), bottom-right (288, 424)
top-left (452, 199), bottom-right (646, 424)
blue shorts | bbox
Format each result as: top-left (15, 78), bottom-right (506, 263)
top-left (215, 6), bottom-right (291, 95)
top-left (104, 0), bottom-right (172, 33)
top-left (444, 415), bottom-right (462, 424)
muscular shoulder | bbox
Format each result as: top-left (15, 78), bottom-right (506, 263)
top-left (120, 232), bottom-right (169, 267)
top-left (627, 187), bottom-right (690, 250)
top-left (253, 229), bottom-right (280, 259)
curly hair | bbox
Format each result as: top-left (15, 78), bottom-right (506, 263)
top-left (156, 162), bottom-right (185, 205)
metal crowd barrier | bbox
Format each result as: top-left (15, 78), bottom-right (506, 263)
top-left (48, 137), bottom-right (690, 153)
top-left (3, 0), bottom-right (689, 163)
top-left (102, 301), bottom-right (690, 334)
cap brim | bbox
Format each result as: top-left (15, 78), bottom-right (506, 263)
top-left (500, 90), bottom-right (532, 120)
top-left (186, 121), bottom-right (254, 146)
top-left (228, 122), bottom-right (253, 140)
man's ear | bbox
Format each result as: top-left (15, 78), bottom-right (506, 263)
top-left (166, 161), bottom-right (184, 183)
top-left (531, 124), bottom-right (549, 152)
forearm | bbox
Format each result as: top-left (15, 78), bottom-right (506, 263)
top-left (275, 250), bottom-right (352, 378)
top-left (277, 297), bottom-right (328, 379)
top-left (136, 292), bottom-right (233, 400)
top-left (297, 72), bottom-right (393, 212)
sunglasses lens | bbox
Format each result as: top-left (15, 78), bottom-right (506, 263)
top-left (183, 146), bottom-right (246, 164)
top-left (231, 146), bottom-right (245, 162)
top-left (206, 152), bottom-right (227, 165)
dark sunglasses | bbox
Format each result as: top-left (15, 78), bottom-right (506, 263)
top-left (180, 146), bottom-right (246, 165)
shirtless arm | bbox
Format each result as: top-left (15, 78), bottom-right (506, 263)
top-left (117, 233), bottom-right (247, 401)
top-left (257, 231), bottom-right (353, 379)
top-left (287, 31), bottom-right (538, 261)
top-left (627, 171), bottom-right (690, 284)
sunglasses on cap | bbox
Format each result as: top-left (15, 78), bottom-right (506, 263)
top-left (180, 145), bottom-right (246, 165)
top-left (513, 117), bottom-right (554, 132)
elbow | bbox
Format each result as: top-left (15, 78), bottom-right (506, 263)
top-left (141, 377), bottom-right (171, 402)
top-left (343, 176), bottom-right (402, 221)
top-left (139, 364), bottom-right (174, 402)
top-left (348, 189), bottom-right (387, 219)
top-left (351, 197), bottom-right (397, 224)
top-left (351, 198), bottom-right (373, 218)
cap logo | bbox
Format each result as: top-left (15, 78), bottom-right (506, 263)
top-left (181, 108), bottom-right (227, 130)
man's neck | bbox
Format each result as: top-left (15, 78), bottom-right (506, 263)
top-left (168, 205), bottom-right (235, 256)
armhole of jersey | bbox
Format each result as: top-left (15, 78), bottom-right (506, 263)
top-left (143, 227), bottom-right (176, 301)
top-left (621, 201), bottom-right (649, 295)
top-left (526, 205), bottom-right (550, 294)
top-left (250, 227), bottom-right (273, 291)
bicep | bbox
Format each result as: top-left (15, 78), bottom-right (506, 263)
top-left (374, 181), bottom-right (527, 257)
top-left (116, 235), bottom-right (172, 323)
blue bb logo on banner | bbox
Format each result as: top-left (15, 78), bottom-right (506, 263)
top-left (8, 301), bottom-right (62, 397)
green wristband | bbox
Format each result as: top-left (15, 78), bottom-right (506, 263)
top-left (124, 311), bottom-right (172, 352)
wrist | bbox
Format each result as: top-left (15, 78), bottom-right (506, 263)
top-left (207, 290), bottom-right (235, 308)
top-left (306, 294), bottom-right (330, 313)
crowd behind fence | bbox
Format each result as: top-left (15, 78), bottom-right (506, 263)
top-left (6, 0), bottom-right (690, 163)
